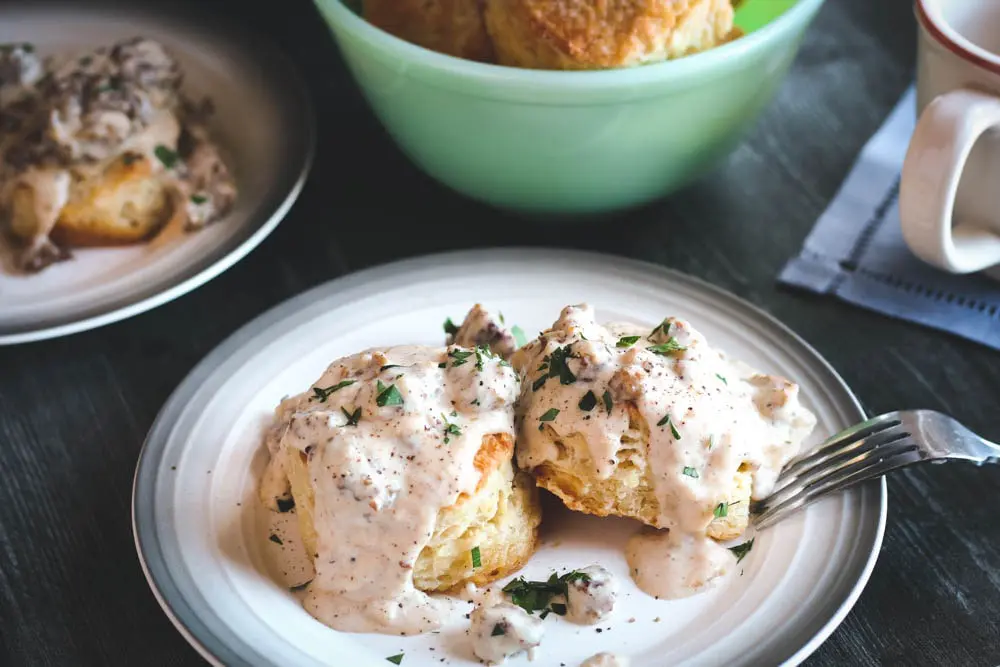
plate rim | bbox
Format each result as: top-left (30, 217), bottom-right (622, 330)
top-left (0, 2), bottom-right (317, 346)
top-left (131, 248), bottom-right (888, 667)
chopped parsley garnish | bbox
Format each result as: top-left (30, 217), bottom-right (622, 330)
top-left (276, 497), bottom-right (295, 513)
top-left (448, 349), bottom-right (473, 367)
top-left (491, 623), bottom-right (506, 637)
top-left (616, 335), bottom-right (641, 348)
top-left (341, 406), bottom-right (361, 426)
top-left (311, 379), bottom-right (356, 402)
top-left (512, 325), bottom-right (528, 348)
top-left (649, 318), bottom-right (672, 339)
top-left (443, 318), bottom-right (459, 336)
top-left (707, 435), bottom-right (714, 450)
top-left (578, 390), bottom-right (597, 411)
top-left (539, 408), bottom-right (560, 426)
top-left (729, 538), bottom-right (755, 563)
top-left (375, 380), bottom-right (403, 406)
top-left (471, 546), bottom-right (482, 568)
top-left (602, 390), bottom-right (613, 415)
top-left (502, 570), bottom-right (591, 616)
top-left (714, 502), bottom-right (729, 518)
top-left (657, 414), bottom-right (681, 439)
top-left (154, 144), bottom-right (179, 169)
top-left (380, 364), bottom-right (403, 371)
top-left (190, 194), bottom-right (208, 204)
top-left (289, 580), bottom-right (312, 592)
top-left (682, 466), bottom-right (699, 478)
top-left (716, 373), bottom-right (728, 385)
top-left (532, 346), bottom-right (576, 390)
top-left (268, 533), bottom-right (283, 545)
top-left (442, 414), bottom-right (462, 443)
top-left (386, 654), bottom-right (404, 665)
top-left (647, 338), bottom-right (686, 355)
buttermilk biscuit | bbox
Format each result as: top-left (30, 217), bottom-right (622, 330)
top-left (484, 0), bottom-right (736, 70)
top-left (364, 0), bottom-right (495, 62)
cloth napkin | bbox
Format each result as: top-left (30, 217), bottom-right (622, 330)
top-left (779, 87), bottom-right (1000, 351)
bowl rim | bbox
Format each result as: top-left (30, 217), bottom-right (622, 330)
top-left (315, 0), bottom-right (826, 87)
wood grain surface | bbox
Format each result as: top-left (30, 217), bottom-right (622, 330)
top-left (1, 0), bottom-right (998, 665)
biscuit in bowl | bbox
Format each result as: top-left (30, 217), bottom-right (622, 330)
top-left (363, 0), bottom-right (494, 62)
top-left (259, 344), bottom-right (541, 635)
top-left (513, 304), bottom-right (815, 597)
top-left (484, 0), bottom-right (736, 70)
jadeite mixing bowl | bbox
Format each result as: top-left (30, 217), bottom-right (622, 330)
top-left (315, 0), bottom-right (825, 214)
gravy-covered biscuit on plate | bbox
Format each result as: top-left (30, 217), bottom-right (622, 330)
top-left (260, 344), bottom-right (541, 635)
top-left (512, 304), bottom-right (816, 598)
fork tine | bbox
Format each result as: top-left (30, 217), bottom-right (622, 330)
top-left (774, 414), bottom-right (902, 487)
top-left (769, 423), bottom-right (911, 497)
top-left (754, 442), bottom-right (923, 530)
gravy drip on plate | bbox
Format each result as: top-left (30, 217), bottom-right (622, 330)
top-left (260, 345), bottom-right (519, 635)
top-left (515, 304), bottom-right (816, 599)
top-left (0, 38), bottom-right (236, 271)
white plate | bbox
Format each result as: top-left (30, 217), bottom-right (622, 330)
top-left (132, 249), bottom-right (887, 667)
top-left (0, 2), bottom-right (314, 345)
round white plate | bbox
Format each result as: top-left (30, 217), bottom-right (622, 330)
top-left (0, 2), bottom-right (314, 345)
top-left (132, 249), bottom-right (887, 667)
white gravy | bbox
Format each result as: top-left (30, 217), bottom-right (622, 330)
top-left (514, 305), bottom-right (816, 599)
top-left (581, 652), bottom-right (630, 667)
top-left (469, 602), bottom-right (545, 664)
top-left (259, 344), bottom-right (519, 635)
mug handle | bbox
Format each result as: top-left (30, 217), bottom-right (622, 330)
top-left (900, 88), bottom-right (1000, 273)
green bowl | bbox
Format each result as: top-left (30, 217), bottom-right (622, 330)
top-left (315, 0), bottom-right (824, 214)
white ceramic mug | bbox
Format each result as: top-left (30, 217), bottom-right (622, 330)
top-left (900, 0), bottom-right (1000, 274)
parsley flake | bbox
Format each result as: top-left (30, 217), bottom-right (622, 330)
top-left (341, 406), bottom-right (361, 426)
top-left (268, 534), bottom-right (283, 545)
top-left (190, 194), bottom-right (208, 204)
top-left (154, 144), bottom-right (179, 169)
top-left (602, 390), bottom-right (613, 415)
top-left (491, 623), bottom-right (506, 637)
top-left (471, 546), bottom-right (482, 568)
top-left (716, 373), bottom-right (728, 385)
top-left (616, 335), bottom-right (641, 348)
top-left (647, 338), bottom-right (686, 355)
top-left (443, 318), bottom-right (459, 336)
top-left (729, 538), bottom-right (755, 563)
top-left (442, 413), bottom-right (462, 443)
top-left (386, 654), bottom-right (404, 665)
top-left (578, 390), bottom-right (597, 412)
top-left (375, 380), bottom-right (403, 407)
top-left (532, 346), bottom-right (576, 391)
top-left (657, 414), bottom-right (681, 439)
top-left (714, 502), bottom-right (729, 518)
top-left (539, 408), bottom-right (560, 423)
top-left (276, 497), bottom-right (295, 513)
top-left (311, 380), bottom-right (355, 402)
top-left (448, 349), bottom-right (473, 367)
top-left (502, 571), bottom-right (591, 616)
top-left (682, 466), bottom-right (699, 478)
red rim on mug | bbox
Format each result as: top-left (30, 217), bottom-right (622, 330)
top-left (916, 0), bottom-right (1000, 76)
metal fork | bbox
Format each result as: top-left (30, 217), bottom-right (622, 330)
top-left (751, 410), bottom-right (1000, 530)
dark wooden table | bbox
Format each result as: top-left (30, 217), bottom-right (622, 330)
top-left (2, 0), bottom-right (999, 665)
